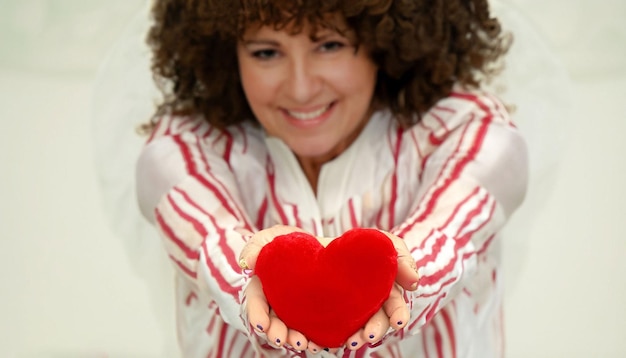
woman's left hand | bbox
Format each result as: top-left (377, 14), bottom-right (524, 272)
top-left (344, 231), bottom-right (420, 350)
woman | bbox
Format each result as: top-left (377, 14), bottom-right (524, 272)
top-left (136, 0), bottom-right (528, 356)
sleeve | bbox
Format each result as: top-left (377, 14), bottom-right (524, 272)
top-left (135, 115), bottom-right (257, 332)
top-left (391, 91), bottom-right (528, 332)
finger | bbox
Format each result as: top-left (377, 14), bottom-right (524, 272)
top-left (381, 231), bottom-right (419, 291)
top-left (287, 328), bottom-right (308, 351)
top-left (384, 284), bottom-right (410, 330)
top-left (267, 309), bottom-right (288, 348)
top-left (307, 340), bottom-right (323, 354)
top-left (363, 308), bottom-right (390, 343)
top-left (238, 235), bottom-right (268, 271)
top-left (239, 226), bottom-right (307, 270)
top-left (245, 276), bottom-right (270, 333)
top-left (345, 328), bottom-right (366, 351)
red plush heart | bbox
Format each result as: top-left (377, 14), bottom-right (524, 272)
top-left (254, 228), bottom-right (397, 348)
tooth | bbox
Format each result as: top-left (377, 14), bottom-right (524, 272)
top-left (288, 105), bottom-right (328, 120)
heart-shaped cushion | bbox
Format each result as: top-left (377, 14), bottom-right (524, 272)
top-left (255, 228), bottom-right (397, 347)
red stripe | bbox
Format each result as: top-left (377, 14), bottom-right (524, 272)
top-left (388, 127), bottom-right (402, 229)
top-left (398, 113), bottom-right (491, 237)
top-left (455, 198), bottom-right (495, 251)
top-left (146, 115), bottom-right (167, 144)
top-left (450, 91), bottom-right (492, 113)
top-left (422, 325), bottom-right (431, 358)
top-left (440, 308), bottom-right (457, 358)
top-left (215, 325), bottom-right (228, 358)
top-left (452, 191), bottom-right (490, 240)
top-left (266, 157), bottom-right (289, 224)
top-left (155, 208), bottom-right (199, 260)
top-left (169, 254), bottom-right (197, 279)
top-left (219, 130), bottom-right (234, 166)
top-left (436, 187), bottom-right (481, 234)
top-left (206, 309), bottom-right (218, 334)
top-left (226, 330), bottom-right (239, 357)
top-left (409, 303), bottom-right (430, 330)
top-left (414, 231), bottom-right (448, 268)
top-left (202, 124), bottom-right (215, 139)
top-left (174, 188), bottom-right (241, 273)
top-left (290, 203), bottom-right (302, 228)
top-left (185, 291), bottom-right (197, 306)
top-left (425, 295), bottom-right (446, 323)
top-left (194, 136), bottom-right (255, 233)
top-left (256, 197), bottom-right (268, 229)
top-left (418, 276), bottom-right (458, 298)
top-left (311, 218), bottom-right (318, 236)
top-left (175, 117), bottom-right (193, 130)
top-left (205, 210), bottom-right (244, 277)
top-left (167, 193), bottom-right (208, 237)
top-left (348, 198), bottom-right (358, 229)
top-left (395, 118), bottom-right (474, 236)
top-left (433, 105), bottom-right (457, 114)
top-left (434, 325), bottom-right (444, 358)
top-left (240, 341), bottom-right (251, 358)
top-left (201, 241), bottom-right (241, 301)
top-left (172, 135), bottom-right (245, 227)
top-left (430, 111), bottom-right (451, 132)
top-left (476, 233), bottom-right (496, 256)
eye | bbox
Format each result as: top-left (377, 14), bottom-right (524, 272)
top-left (319, 41), bottom-right (346, 52)
top-left (251, 49), bottom-right (279, 60)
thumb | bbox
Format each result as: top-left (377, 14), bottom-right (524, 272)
top-left (238, 225), bottom-right (307, 271)
top-left (381, 231), bottom-right (420, 291)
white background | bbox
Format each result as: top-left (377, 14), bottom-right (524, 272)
top-left (1, 0), bottom-right (625, 357)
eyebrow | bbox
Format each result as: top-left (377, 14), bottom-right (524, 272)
top-left (242, 39), bottom-right (280, 46)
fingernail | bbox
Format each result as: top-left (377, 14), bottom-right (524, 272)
top-left (296, 341), bottom-right (301, 347)
top-left (275, 338), bottom-right (281, 344)
top-left (397, 320), bottom-right (403, 326)
top-left (369, 334), bottom-right (375, 340)
top-left (312, 348), bottom-right (318, 352)
top-left (243, 268), bottom-right (253, 276)
top-left (255, 324), bottom-right (263, 332)
top-left (323, 348), bottom-right (329, 352)
top-left (410, 281), bottom-right (418, 290)
top-left (351, 341), bottom-right (358, 347)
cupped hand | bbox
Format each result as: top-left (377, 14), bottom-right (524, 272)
top-left (343, 231), bottom-right (420, 350)
top-left (240, 225), bottom-right (310, 351)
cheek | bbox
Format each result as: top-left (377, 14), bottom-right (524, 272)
top-left (238, 61), bottom-right (276, 108)
top-left (330, 60), bottom-right (377, 99)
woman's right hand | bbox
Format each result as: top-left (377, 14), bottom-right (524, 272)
top-left (239, 225), bottom-right (311, 351)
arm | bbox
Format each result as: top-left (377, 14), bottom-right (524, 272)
top-left (393, 91), bottom-right (528, 332)
top-left (136, 115), bottom-right (256, 331)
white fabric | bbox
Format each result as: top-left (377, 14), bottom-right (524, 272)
top-left (136, 93), bottom-right (522, 357)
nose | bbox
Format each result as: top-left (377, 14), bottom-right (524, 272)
top-left (285, 55), bottom-right (322, 104)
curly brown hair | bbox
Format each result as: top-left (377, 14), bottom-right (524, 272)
top-left (147, 0), bottom-right (510, 129)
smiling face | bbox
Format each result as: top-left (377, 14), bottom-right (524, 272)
top-left (236, 16), bottom-right (378, 166)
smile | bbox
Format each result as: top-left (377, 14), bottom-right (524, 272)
top-left (285, 103), bottom-right (334, 121)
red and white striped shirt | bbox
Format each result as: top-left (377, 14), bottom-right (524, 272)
top-left (136, 90), bottom-right (528, 358)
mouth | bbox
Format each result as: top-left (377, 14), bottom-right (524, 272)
top-left (283, 102), bottom-right (335, 121)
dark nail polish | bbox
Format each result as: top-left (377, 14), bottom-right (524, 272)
top-left (323, 348), bottom-right (330, 352)
top-left (256, 324), bottom-right (263, 331)
top-left (397, 320), bottom-right (403, 325)
top-left (369, 334), bottom-right (375, 339)
top-left (275, 338), bottom-right (281, 344)
top-left (296, 341), bottom-right (301, 347)
top-left (351, 341), bottom-right (358, 347)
